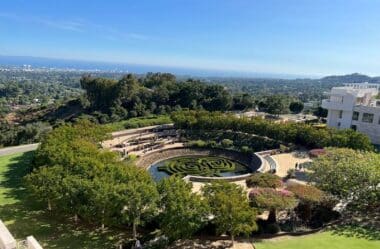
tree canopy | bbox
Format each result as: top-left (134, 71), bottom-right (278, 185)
top-left (309, 148), bottom-right (380, 214)
top-left (158, 177), bottom-right (208, 241)
top-left (246, 173), bottom-right (283, 189)
top-left (171, 110), bottom-right (374, 151)
top-left (26, 119), bottom-right (159, 238)
top-left (80, 73), bottom-right (234, 120)
top-left (289, 101), bottom-right (304, 114)
top-left (249, 188), bottom-right (298, 223)
top-left (202, 181), bottom-right (258, 244)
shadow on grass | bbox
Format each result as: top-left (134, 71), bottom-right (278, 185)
top-left (0, 152), bottom-right (130, 249)
top-left (0, 151), bottom-right (34, 202)
top-left (329, 224), bottom-right (380, 241)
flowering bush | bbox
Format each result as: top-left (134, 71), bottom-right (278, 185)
top-left (246, 173), bottom-right (283, 188)
top-left (309, 148), bottom-right (326, 158)
top-left (286, 184), bottom-right (324, 203)
top-left (249, 187), bottom-right (298, 223)
top-left (249, 188), bottom-right (297, 210)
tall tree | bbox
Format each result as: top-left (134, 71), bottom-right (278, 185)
top-left (202, 181), bottom-right (258, 245)
top-left (289, 101), bottom-right (304, 114)
top-left (286, 184), bottom-right (325, 223)
top-left (158, 177), bottom-right (209, 241)
top-left (24, 165), bottom-right (65, 211)
top-left (118, 166), bottom-right (159, 239)
top-left (264, 95), bottom-right (289, 116)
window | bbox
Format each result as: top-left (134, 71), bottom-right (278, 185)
top-left (351, 125), bottom-right (357, 131)
top-left (337, 122), bottom-right (341, 127)
top-left (362, 113), bottom-right (374, 123)
top-left (339, 110), bottom-right (343, 119)
top-left (352, 111), bottom-right (359, 121)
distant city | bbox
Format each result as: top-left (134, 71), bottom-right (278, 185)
top-left (0, 55), bottom-right (315, 78)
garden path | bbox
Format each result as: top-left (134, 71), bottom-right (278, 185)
top-left (271, 151), bottom-right (311, 181)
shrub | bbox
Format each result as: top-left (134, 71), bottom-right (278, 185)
top-left (221, 138), bottom-right (233, 148)
top-left (125, 154), bottom-right (138, 162)
top-left (240, 145), bottom-right (251, 154)
top-left (246, 173), bottom-right (283, 188)
top-left (207, 140), bottom-right (218, 148)
top-left (187, 139), bottom-right (206, 148)
top-left (157, 156), bottom-right (237, 177)
top-left (309, 148), bottom-right (326, 158)
top-left (279, 144), bottom-right (290, 153)
top-left (265, 223), bottom-right (281, 234)
top-left (286, 169), bottom-right (296, 179)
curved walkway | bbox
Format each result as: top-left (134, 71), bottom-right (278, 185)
top-left (0, 143), bottom-right (39, 156)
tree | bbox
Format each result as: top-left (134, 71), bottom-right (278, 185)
top-left (80, 76), bottom-right (119, 111)
top-left (34, 119), bottom-right (111, 167)
top-left (286, 184), bottom-right (325, 223)
top-left (289, 102), bottom-right (304, 114)
top-left (265, 95), bottom-right (289, 116)
top-left (158, 177), bottom-right (208, 241)
top-left (232, 93), bottom-right (254, 110)
top-left (88, 165), bottom-right (128, 229)
top-left (249, 188), bottom-right (297, 223)
top-left (171, 110), bottom-right (374, 151)
top-left (61, 175), bottom-right (93, 224)
top-left (202, 85), bottom-right (233, 111)
top-left (118, 165), bottom-right (159, 239)
top-left (309, 148), bottom-right (380, 214)
top-left (246, 173), bottom-right (283, 189)
top-left (24, 165), bottom-right (65, 211)
top-left (313, 106), bottom-right (328, 118)
top-left (203, 181), bottom-right (258, 245)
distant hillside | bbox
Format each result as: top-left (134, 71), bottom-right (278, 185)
top-left (320, 73), bottom-right (380, 84)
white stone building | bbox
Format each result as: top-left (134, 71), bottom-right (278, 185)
top-left (322, 83), bottom-right (380, 145)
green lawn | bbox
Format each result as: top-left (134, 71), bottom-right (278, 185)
top-left (0, 152), bottom-right (128, 249)
top-left (255, 230), bottom-right (380, 249)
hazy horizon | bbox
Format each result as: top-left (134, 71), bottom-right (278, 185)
top-left (1, 1), bottom-right (380, 77)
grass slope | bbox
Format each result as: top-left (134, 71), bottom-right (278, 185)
top-left (0, 152), bottom-right (128, 249)
top-left (255, 230), bottom-right (380, 249)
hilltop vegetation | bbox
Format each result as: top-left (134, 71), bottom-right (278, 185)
top-left (171, 110), bottom-right (374, 151)
top-left (1, 71), bottom-right (377, 148)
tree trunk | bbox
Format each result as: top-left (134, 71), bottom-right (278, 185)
top-left (231, 234), bottom-right (235, 248)
top-left (101, 209), bottom-right (105, 230)
top-left (47, 199), bottom-right (52, 211)
top-left (268, 208), bottom-right (277, 223)
top-left (74, 213), bottom-right (78, 224)
top-left (132, 221), bottom-right (137, 239)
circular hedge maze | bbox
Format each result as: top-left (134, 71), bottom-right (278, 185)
top-left (157, 156), bottom-right (247, 177)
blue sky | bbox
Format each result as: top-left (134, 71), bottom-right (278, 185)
top-left (1, 0), bottom-right (380, 76)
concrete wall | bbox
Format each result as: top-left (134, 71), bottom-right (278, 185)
top-left (323, 84), bottom-right (380, 145)
top-left (352, 106), bottom-right (380, 144)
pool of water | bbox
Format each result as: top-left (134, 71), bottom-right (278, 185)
top-left (148, 155), bottom-right (252, 181)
